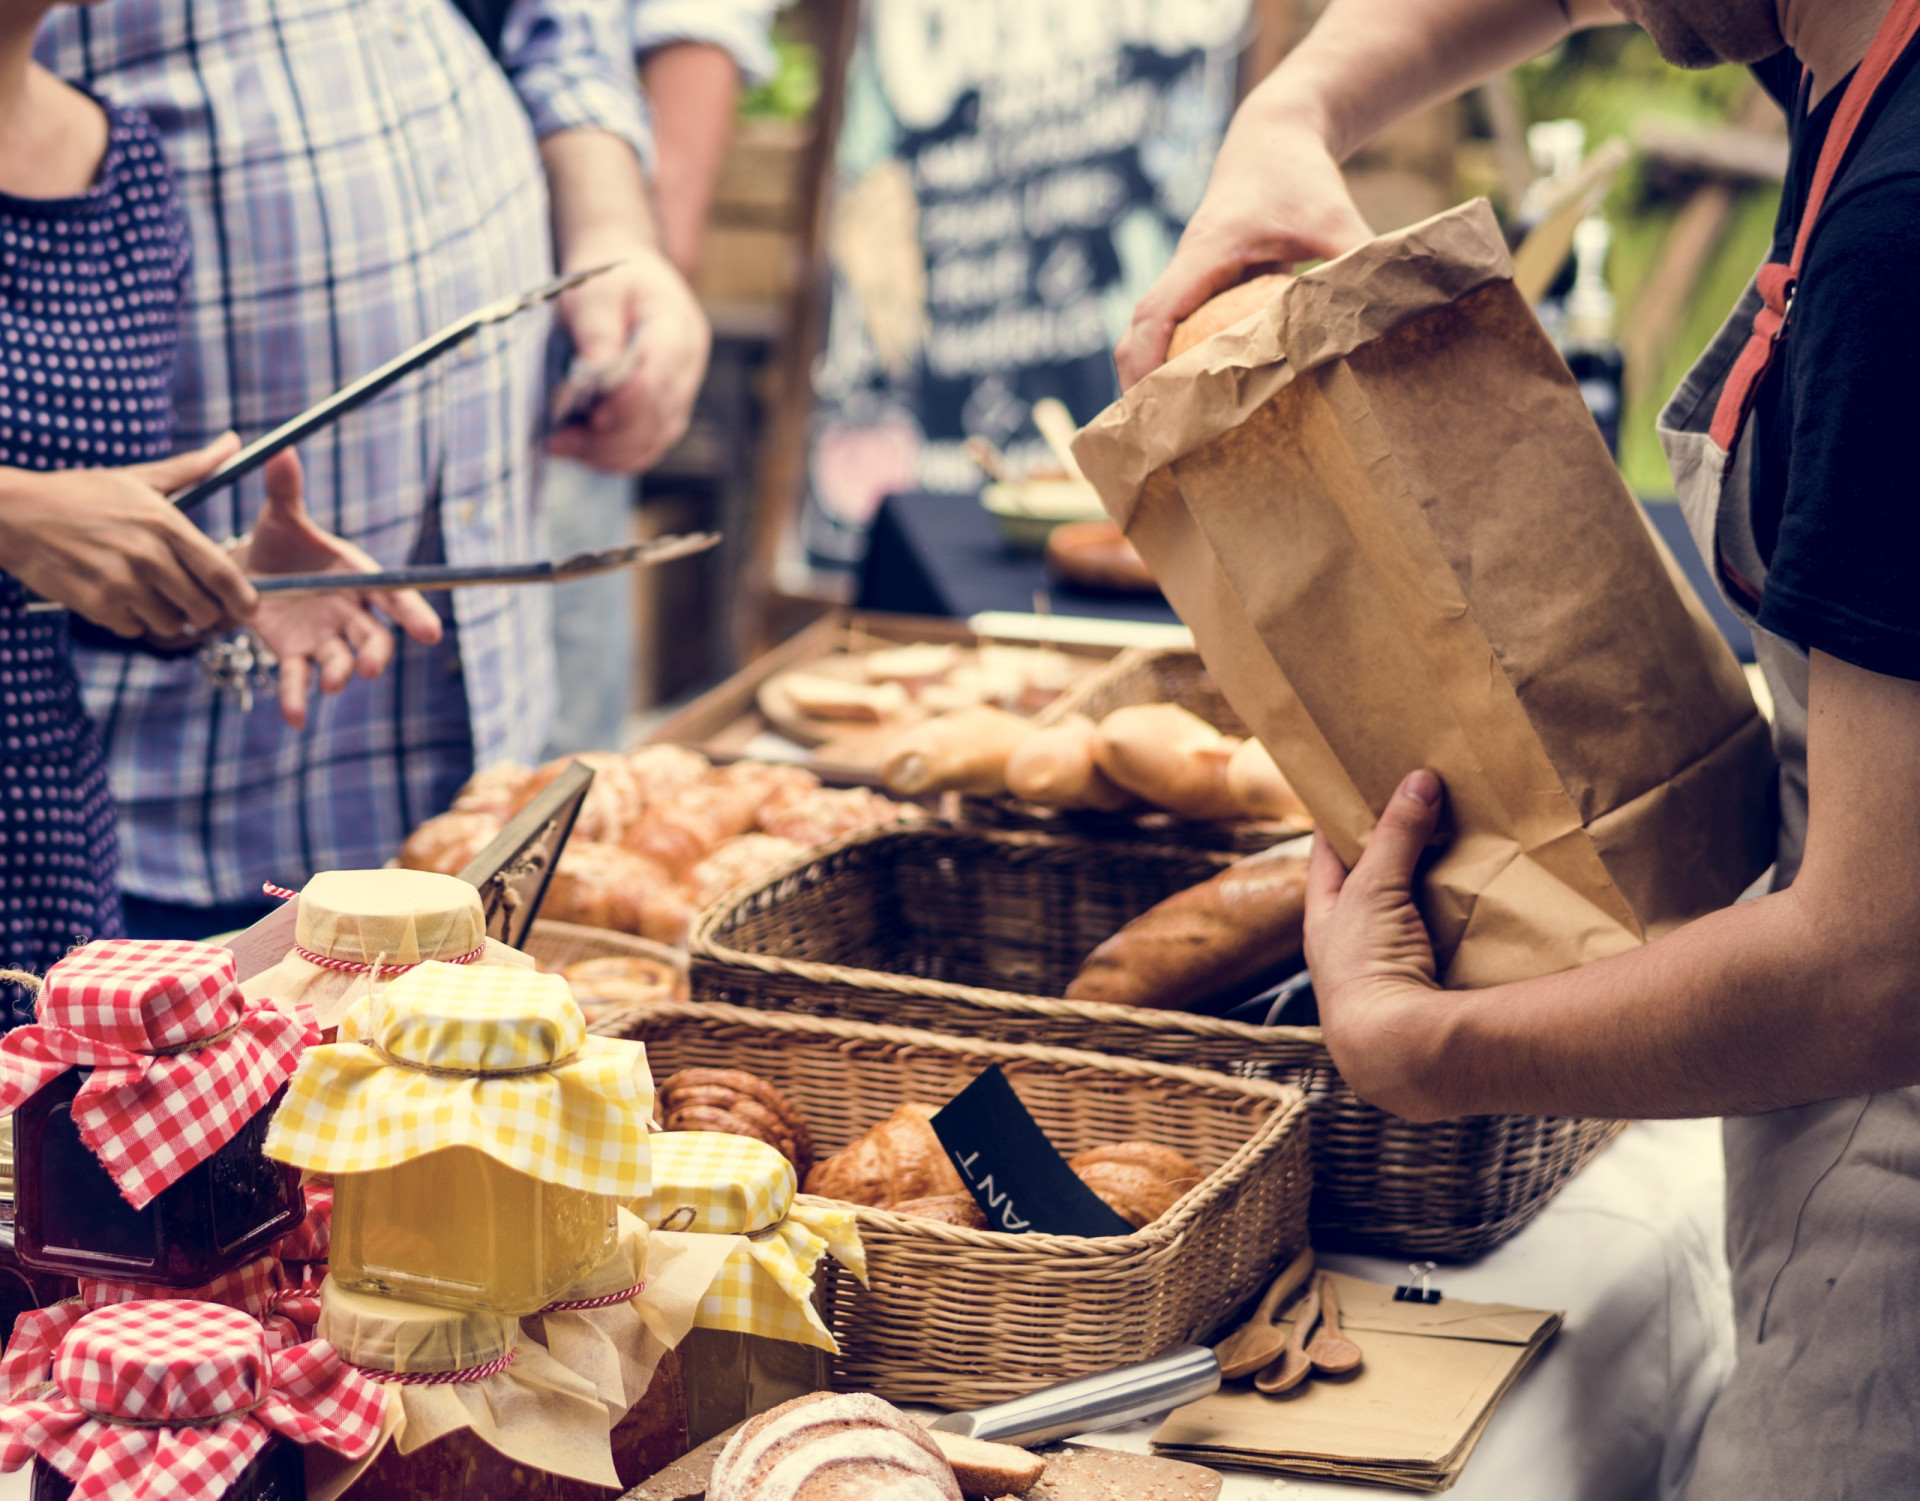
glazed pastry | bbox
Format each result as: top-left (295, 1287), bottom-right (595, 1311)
top-left (804, 1103), bottom-right (966, 1207)
top-left (1003, 715), bottom-right (1136, 812)
top-left (624, 743), bottom-right (714, 800)
top-left (757, 786), bottom-right (917, 846)
top-left (449, 760), bottom-right (533, 820)
top-left (716, 759), bottom-right (822, 818)
top-left (658, 1068), bottom-right (815, 1177)
top-left (511, 751), bottom-right (644, 843)
top-left (397, 810), bottom-right (502, 877)
top-left (1226, 739), bottom-right (1310, 824)
top-left (683, 834), bottom-right (807, 910)
top-left (882, 706), bottom-right (1037, 796)
top-left (1068, 1143), bottom-right (1202, 1229)
top-left (1063, 846), bottom-right (1308, 1011)
top-left (1092, 704), bottom-right (1243, 821)
top-left (622, 783), bottom-right (759, 874)
top-left (890, 1194), bottom-right (987, 1229)
top-left (707, 1391), bottom-right (961, 1501)
top-left (540, 842), bottom-right (692, 946)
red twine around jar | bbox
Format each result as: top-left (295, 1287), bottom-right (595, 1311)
top-left (350, 1350), bottom-right (515, 1386)
top-left (290, 944), bottom-right (486, 977)
top-left (540, 1282), bottom-right (646, 1313)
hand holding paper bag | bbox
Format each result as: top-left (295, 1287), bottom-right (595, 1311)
top-left (1076, 201), bottom-right (1776, 990)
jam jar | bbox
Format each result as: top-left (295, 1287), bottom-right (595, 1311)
top-left (30, 1436), bottom-right (304, 1501)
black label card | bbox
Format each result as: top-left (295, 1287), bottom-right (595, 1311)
top-left (931, 1066), bottom-right (1135, 1238)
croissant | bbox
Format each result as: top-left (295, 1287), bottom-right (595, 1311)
top-left (658, 1068), bottom-right (815, 1178)
top-left (891, 1194), bottom-right (988, 1229)
top-left (1069, 1142), bottom-right (1202, 1229)
top-left (803, 1103), bottom-right (965, 1207)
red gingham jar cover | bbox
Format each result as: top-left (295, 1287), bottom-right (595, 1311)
top-left (0, 1259), bottom-right (325, 1399)
top-left (0, 1299), bottom-right (386, 1501)
top-left (0, 941), bottom-right (317, 1209)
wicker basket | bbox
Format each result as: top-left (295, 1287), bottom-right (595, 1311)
top-left (689, 826), bottom-right (1623, 1261)
top-left (619, 1001), bottom-right (1310, 1408)
top-left (959, 646), bottom-right (1308, 853)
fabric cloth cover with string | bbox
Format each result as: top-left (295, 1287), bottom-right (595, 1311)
top-left (629, 1132), bottom-right (865, 1353)
top-left (262, 963), bottom-right (652, 1195)
top-left (0, 1298), bottom-right (385, 1501)
top-left (0, 941), bottom-right (315, 1208)
top-left (316, 1278), bottom-right (619, 1487)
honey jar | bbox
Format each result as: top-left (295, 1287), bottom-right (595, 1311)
top-left (0, 942), bottom-right (314, 1287)
top-left (265, 964), bottom-right (653, 1317)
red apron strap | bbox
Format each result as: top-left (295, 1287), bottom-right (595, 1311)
top-left (1708, 0), bottom-right (1920, 453)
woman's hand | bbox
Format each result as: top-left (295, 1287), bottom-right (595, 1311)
top-left (0, 435), bottom-right (258, 638)
top-left (232, 451), bottom-right (443, 729)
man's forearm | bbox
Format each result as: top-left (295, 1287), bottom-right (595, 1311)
top-left (540, 126), bottom-right (661, 268)
top-left (1250, 0), bottom-right (1613, 160)
top-left (642, 43), bottom-right (741, 280)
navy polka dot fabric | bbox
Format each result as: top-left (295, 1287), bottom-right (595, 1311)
top-left (1, 98), bottom-right (188, 1025)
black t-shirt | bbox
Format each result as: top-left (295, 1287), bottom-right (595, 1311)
top-left (1747, 48), bottom-right (1920, 681)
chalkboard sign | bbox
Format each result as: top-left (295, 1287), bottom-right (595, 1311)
top-left (800, 0), bottom-right (1255, 569)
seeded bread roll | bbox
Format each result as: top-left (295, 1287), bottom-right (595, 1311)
top-left (707, 1391), bottom-right (962, 1501)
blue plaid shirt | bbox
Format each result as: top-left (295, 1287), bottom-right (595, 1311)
top-left (37, 0), bottom-right (650, 905)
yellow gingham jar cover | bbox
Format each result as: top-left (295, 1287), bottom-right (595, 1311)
top-left (262, 963), bottom-right (652, 1197)
top-left (630, 1131), bottom-right (864, 1353)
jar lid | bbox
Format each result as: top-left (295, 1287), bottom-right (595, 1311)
top-left (316, 1280), bottom-right (513, 1375)
top-left (359, 965), bottom-right (583, 1075)
top-left (635, 1131), bottom-right (794, 1235)
top-left (40, 939), bottom-right (239, 1053)
top-left (295, 870), bottom-right (485, 967)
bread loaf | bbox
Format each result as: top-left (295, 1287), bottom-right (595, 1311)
top-left (512, 751), bottom-right (643, 842)
top-left (1068, 1143), bottom-right (1202, 1228)
top-left (450, 761), bottom-right (533, 820)
top-left (882, 706), bottom-right (1037, 796)
top-left (1167, 272), bottom-right (1291, 358)
top-left (1092, 704), bottom-right (1243, 821)
top-left (683, 833), bottom-right (808, 909)
top-left (783, 673), bottom-right (911, 723)
top-left (1003, 715), bottom-right (1136, 812)
top-left (658, 1069), bottom-right (815, 1177)
top-left (541, 842), bottom-right (692, 946)
top-left (707, 1391), bottom-right (962, 1501)
top-left (803, 1102), bottom-right (965, 1207)
top-left (1063, 845), bottom-right (1308, 1010)
top-left (397, 811), bottom-right (501, 877)
top-left (624, 744), bottom-right (713, 800)
top-left (1226, 738), bottom-right (1310, 824)
top-left (926, 1432), bottom-right (1048, 1498)
top-left (891, 1194), bottom-right (988, 1229)
top-left (757, 785), bottom-right (917, 845)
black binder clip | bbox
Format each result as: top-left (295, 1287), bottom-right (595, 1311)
top-left (1394, 1261), bottom-right (1442, 1304)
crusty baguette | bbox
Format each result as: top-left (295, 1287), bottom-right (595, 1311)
top-left (883, 706), bottom-right (1037, 796)
top-left (1063, 845), bottom-right (1308, 1010)
top-left (1167, 272), bottom-right (1291, 358)
top-left (1092, 704), bottom-right (1243, 821)
top-left (1226, 738), bottom-right (1311, 824)
top-left (1003, 715), bottom-right (1136, 812)
top-left (927, 1431), bottom-right (1047, 1497)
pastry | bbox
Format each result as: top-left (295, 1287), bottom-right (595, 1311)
top-left (756, 785), bottom-right (917, 845)
top-left (890, 1194), bottom-right (987, 1229)
top-left (625, 743), bottom-right (714, 800)
top-left (1068, 1143), bottom-right (1202, 1228)
top-left (1092, 704), bottom-right (1244, 821)
top-left (707, 1391), bottom-right (961, 1501)
top-left (882, 706), bottom-right (1037, 796)
top-left (1064, 846), bottom-right (1308, 1011)
top-left (1226, 738), bottom-right (1310, 824)
top-left (540, 841), bottom-right (692, 946)
top-left (1166, 272), bottom-right (1291, 358)
top-left (658, 1068), bottom-right (815, 1178)
top-left (622, 782), bottom-right (760, 873)
top-left (397, 810), bottom-right (502, 877)
top-left (560, 955), bottom-right (684, 1018)
top-left (449, 760), bottom-right (534, 820)
top-left (715, 759), bottom-right (822, 817)
top-left (1003, 715), bottom-right (1136, 812)
top-left (683, 833), bottom-right (807, 909)
top-left (926, 1432), bottom-right (1047, 1499)
top-left (511, 751), bottom-right (643, 843)
top-left (804, 1103), bottom-right (966, 1207)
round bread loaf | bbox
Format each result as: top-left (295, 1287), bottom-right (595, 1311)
top-left (707, 1391), bottom-right (961, 1501)
top-left (1166, 272), bottom-right (1291, 358)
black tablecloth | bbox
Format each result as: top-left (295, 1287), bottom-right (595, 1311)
top-left (855, 491), bottom-right (1753, 663)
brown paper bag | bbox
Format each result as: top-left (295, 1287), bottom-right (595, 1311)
top-left (1075, 200), bottom-right (1775, 987)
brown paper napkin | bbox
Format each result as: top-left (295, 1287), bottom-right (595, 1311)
top-left (1153, 1274), bottom-right (1561, 1492)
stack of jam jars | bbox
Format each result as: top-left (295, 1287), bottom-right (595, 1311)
top-left (265, 961), bottom-right (662, 1495)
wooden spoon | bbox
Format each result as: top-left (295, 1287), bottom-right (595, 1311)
top-left (1212, 1247), bottom-right (1315, 1379)
top-left (1305, 1272), bottom-right (1365, 1375)
top-left (1253, 1278), bottom-right (1321, 1395)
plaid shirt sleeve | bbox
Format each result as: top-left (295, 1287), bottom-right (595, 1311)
top-left (502, 0), bottom-right (654, 167)
top-left (629, 0), bottom-right (779, 85)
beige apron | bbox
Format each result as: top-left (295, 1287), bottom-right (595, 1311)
top-left (1656, 30), bottom-right (1920, 1483)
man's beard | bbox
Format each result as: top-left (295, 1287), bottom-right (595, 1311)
top-left (1618, 0), bottom-right (1782, 68)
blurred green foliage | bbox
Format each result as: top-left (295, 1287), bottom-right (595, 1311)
top-left (740, 37), bottom-right (822, 121)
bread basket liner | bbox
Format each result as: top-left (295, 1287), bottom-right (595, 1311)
top-left (240, 871), bottom-right (532, 1032)
top-left (520, 1206), bottom-right (742, 1416)
top-left (262, 963), bottom-right (653, 1196)
top-left (314, 1279), bottom-right (618, 1489)
top-left (629, 1131), bottom-right (867, 1353)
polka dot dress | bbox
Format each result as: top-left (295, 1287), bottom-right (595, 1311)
top-left (1, 98), bottom-right (188, 1026)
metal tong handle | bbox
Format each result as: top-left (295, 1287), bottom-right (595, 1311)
top-left (926, 1345), bottom-right (1220, 1448)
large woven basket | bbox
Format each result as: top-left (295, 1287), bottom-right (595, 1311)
top-left (620, 1001), bottom-right (1310, 1408)
top-left (960, 646), bottom-right (1307, 853)
top-left (689, 825), bottom-right (1623, 1260)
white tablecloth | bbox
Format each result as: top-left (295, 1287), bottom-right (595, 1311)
top-left (1075, 1118), bottom-right (1736, 1500)
top-left (0, 1120), bottom-right (1734, 1501)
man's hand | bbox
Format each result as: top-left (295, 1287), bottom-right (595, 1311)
top-left (1116, 111), bottom-right (1372, 388)
top-left (540, 127), bottom-right (713, 477)
top-left (547, 243), bottom-right (711, 475)
top-left (233, 451), bottom-right (442, 729)
top-left (1304, 769), bottom-right (1450, 1118)
top-left (0, 435), bottom-right (259, 638)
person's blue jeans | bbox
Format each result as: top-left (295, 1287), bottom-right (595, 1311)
top-left (541, 457), bottom-right (636, 757)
